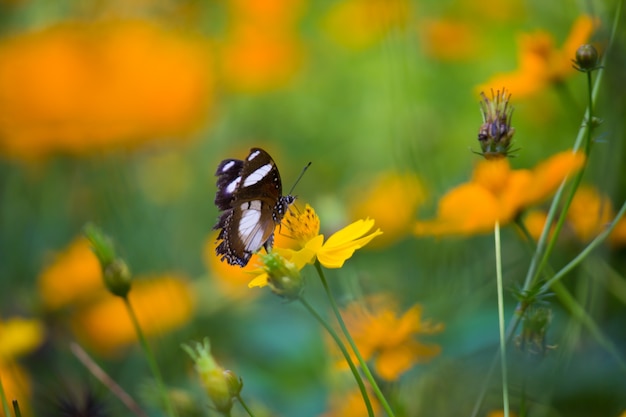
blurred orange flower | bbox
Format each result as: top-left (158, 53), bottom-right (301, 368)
top-left (350, 172), bottom-right (426, 247)
top-left (72, 275), bottom-right (195, 355)
top-left (414, 151), bottom-right (585, 237)
top-left (38, 237), bottom-right (103, 310)
top-left (0, 19), bottom-right (213, 160)
top-left (0, 363), bottom-right (32, 417)
top-left (203, 231), bottom-right (262, 299)
top-left (219, 0), bottom-right (305, 92)
top-left (335, 298), bottom-right (443, 381)
top-left (322, 0), bottom-right (410, 50)
top-left (523, 185), bottom-right (626, 246)
top-left (476, 15), bottom-right (597, 98)
top-left (319, 385), bottom-right (380, 417)
top-left (419, 19), bottom-right (482, 61)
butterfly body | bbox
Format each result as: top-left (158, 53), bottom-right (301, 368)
top-left (214, 148), bottom-right (295, 267)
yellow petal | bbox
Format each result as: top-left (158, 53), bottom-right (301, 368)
top-left (317, 222), bottom-right (382, 268)
top-left (248, 272), bottom-right (269, 288)
top-left (323, 218), bottom-right (377, 247)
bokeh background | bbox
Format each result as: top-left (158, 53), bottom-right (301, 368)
top-left (1, 0), bottom-right (625, 416)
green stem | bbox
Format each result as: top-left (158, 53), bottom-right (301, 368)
top-left (494, 222), bottom-right (510, 417)
top-left (12, 401), bottom-right (21, 417)
top-left (236, 394), bottom-right (257, 417)
top-left (314, 261), bottom-right (397, 417)
top-left (123, 297), bottom-right (178, 417)
top-left (0, 373), bottom-right (11, 417)
top-left (298, 297), bottom-right (375, 417)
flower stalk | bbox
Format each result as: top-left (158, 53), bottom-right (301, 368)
top-left (297, 297), bottom-right (375, 417)
top-left (494, 222), bottom-right (510, 417)
top-left (314, 261), bottom-right (397, 417)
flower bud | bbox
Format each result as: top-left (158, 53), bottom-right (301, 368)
top-left (84, 223), bottom-right (133, 298)
top-left (182, 338), bottom-right (241, 416)
top-left (573, 44), bottom-right (599, 72)
top-left (103, 258), bottom-right (132, 297)
top-left (477, 89), bottom-right (516, 159)
top-left (261, 252), bottom-right (304, 299)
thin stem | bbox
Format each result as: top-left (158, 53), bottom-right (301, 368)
top-left (0, 374), bottom-right (11, 417)
top-left (236, 394), bottom-right (257, 417)
top-left (494, 222), bottom-right (510, 417)
top-left (11, 401), bottom-right (21, 417)
top-left (298, 297), bottom-right (375, 417)
top-left (123, 297), bottom-right (178, 417)
top-left (70, 342), bottom-right (149, 417)
top-left (314, 261), bottom-right (397, 417)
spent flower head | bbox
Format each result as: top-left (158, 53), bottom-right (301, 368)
top-left (477, 88), bottom-right (516, 159)
top-left (182, 338), bottom-right (242, 415)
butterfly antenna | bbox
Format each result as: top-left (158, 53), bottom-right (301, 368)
top-left (288, 161), bottom-right (311, 195)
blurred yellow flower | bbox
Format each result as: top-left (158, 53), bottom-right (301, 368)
top-left (414, 151), bottom-right (585, 237)
top-left (476, 15), bottom-right (596, 98)
top-left (350, 172), bottom-right (426, 247)
top-left (219, 0), bottom-right (305, 92)
top-left (487, 411), bottom-right (517, 417)
top-left (0, 363), bottom-right (31, 417)
top-left (335, 298), bottom-right (443, 381)
top-left (249, 204), bottom-right (382, 288)
top-left (322, 0), bottom-right (410, 50)
top-left (0, 19), bottom-right (213, 160)
top-left (567, 185), bottom-right (613, 242)
top-left (37, 237), bottom-right (104, 310)
top-left (319, 386), bottom-right (380, 417)
top-left (0, 317), bottom-right (43, 417)
top-left (0, 318), bottom-right (44, 361)
top-left (72, 275), bottom-right (195, 355)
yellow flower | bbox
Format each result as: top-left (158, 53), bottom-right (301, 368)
top-left (335, 297), bottom-right (443, 381)
top-left (37, 237), bottom-right (104, 310)
top-left (249, 204), bottom-right (382, 288)
top-left (0, 19), bottom-right (213, 161)
top-left (414, 151), bottom-right (585, 237)
top-left (0, 318), bottom-right (44, 362)
top-left (322, 0), bottom-right (410, 50)
top-left (476, 15), bottom-right (597, 98)
top-left (72, 275), bottom-right (195, 356)
top-left (349, 172), bottom-right (426, 247)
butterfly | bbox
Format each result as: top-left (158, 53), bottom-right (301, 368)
top-left (213, 148), bottom-right (295, 267)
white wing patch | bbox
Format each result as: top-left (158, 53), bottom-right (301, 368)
top-left (247, 150), bottom-right (261, 161)
top-left (243, 163), bottom-right (272, 187)
top-left (226, 176), bottom-right (241, 194)
top-left (221, 160), bottom-right (236, 172)
top-left (238, 201), bottom-right (266, 251)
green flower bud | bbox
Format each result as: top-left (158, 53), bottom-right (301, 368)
top-left (103, 258), bottom-right (132, 297)
top-left (84, 223), bottom-right (132, 298)
top-left (182, 338), bottom-right (242, 416)
top-left (261, 252), bottom-right (304, 300)
top-left (573, 44), bottom-right (599, 72)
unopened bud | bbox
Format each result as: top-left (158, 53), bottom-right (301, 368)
top-left (573, 44), bottom-right (599, 72)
